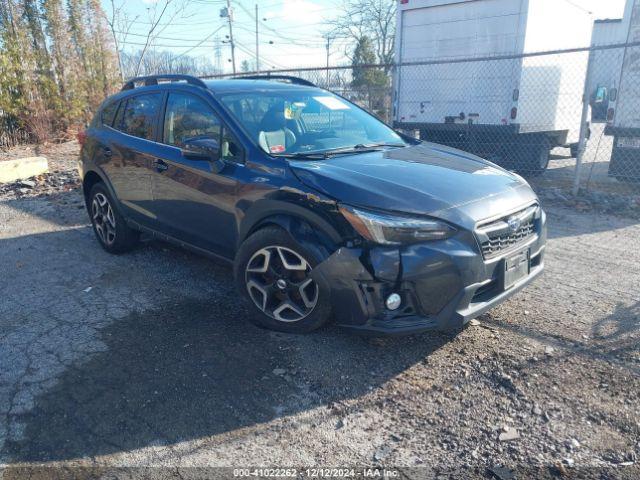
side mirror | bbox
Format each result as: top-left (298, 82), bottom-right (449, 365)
top-left (181, 137), bottom-right (226, 173)
top-left (182, 137), bottom-right (219, 160)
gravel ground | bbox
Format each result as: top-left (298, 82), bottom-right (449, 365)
top-left (0, 143), bottom-right (639, 478)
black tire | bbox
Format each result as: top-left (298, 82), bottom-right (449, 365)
top-left (88, 183), bottom-right (140, 254)
top-left (570, 143), bottom-right (579, 159)
top-left (514, 138), bottom-right (550, 176)
top-left (528, 145), bottom-right (550, 176)
top-left (234, 226), bottom-right (332, 333)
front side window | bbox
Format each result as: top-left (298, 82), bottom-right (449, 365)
top-left (120, 93), bottom-right (162, 140)
top-left (219, 90), bottom-right (405, 155)
top-left (163, 93), bottom-right (221, 148)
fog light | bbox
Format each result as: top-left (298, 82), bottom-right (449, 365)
top-left (385, 293), bottom-right (402, 310)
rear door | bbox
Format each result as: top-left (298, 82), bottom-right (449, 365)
top-left (102, 92), bottom-right (163, 226)
top-left (150, 90), bottom-right (243, 258)
top-left (85, 99), bottom-right (119, 176)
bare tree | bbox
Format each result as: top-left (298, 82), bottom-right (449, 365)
top-left (104, 0), bottom-right (189, 80)
top-left (327, 0), bottom-right (396, 72)
top-left (104, 0), bottom-right (139, 81)
top-left (133, 0), bottom-right (187, 77)
top-left (120, 49), bottom-right (220, 79)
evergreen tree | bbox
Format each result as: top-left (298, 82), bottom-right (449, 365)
top-left (0, 0), bottom-right (128, 145)
top-left (0, 1), bottom-right (41, 137)
top-left (86, 0), bottom-right (120, 97)
top-left (351, 36), bottom-right (389, 116)
top-left (41, 0), bottom-right (85, 126)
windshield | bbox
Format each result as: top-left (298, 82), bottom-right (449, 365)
top-left (219, 89), bottom-right (405, 156)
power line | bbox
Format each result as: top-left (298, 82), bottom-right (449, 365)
top-left (232, 24), bottom-right (340, 46)
top-left (112, 29), bottom-right (226, 43)
top-left (560, 0), bottom-right (593, 15)
top-left (173, 25), bottom-right (227, 59)
top-left (234, 39), bottom-right (286, 69)
top-left (120, 40), bottom-right (205, 48)
top-left (234, 0), bottom-right (335, 46)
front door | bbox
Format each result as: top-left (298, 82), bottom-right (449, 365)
top-left (151, 91), bottom-right (242, 258)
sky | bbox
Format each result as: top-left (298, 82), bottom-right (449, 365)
top-left (102, 0), bottom-right (349, 72)
top-left (102, 0), bottom-right (629, 74)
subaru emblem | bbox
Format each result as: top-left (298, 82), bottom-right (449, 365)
top-left (507, 217), bottom-right (521, 232)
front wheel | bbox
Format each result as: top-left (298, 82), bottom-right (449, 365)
top-left (234, 226), bottom-right (332, 333)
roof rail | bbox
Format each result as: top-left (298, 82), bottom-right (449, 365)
top-left (233, 75), bottom-right (316, 87)
top-left (121, 74), bottom-right (207, 91)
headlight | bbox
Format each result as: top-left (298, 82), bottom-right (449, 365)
top-left (339, 205), bottom-right (456, 245)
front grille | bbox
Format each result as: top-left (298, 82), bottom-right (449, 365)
top-left (477, 205), bottom-right (538, 259)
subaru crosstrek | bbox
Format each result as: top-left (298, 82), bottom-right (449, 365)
top-left (79, 74), bottom-right (546, 334)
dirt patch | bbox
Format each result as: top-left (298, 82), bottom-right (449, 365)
top-left (0, 141), bottom-right (79, 171)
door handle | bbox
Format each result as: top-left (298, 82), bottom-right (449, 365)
top-left (103, 147), bottom-right (113, 157)
top-left (153, 159), bottom-right (168, 172)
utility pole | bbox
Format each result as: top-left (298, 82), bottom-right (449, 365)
top-left (214, 36), bottom-right (222, 73)
top-left (222, 0), bottom-right (236, 74)
top-left (325, 35), bottom-right (331, 86)
top-left (255, 4), bottom-right (260, 73)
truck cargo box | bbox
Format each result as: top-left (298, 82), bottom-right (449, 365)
top-left (393, 0), bottom-right (594, 173)
top-left (603, 0), bottom-right (640, 180)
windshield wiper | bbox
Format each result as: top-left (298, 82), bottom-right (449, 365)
top-left (273, 152), bottom-right (327, 159)
top-left (359, 142), bottom-right (407, 148)
top-left (274, 143), bottom-right (407, 160)
top-left (319, 143), bottom-right (407, 156)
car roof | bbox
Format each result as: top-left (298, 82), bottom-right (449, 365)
top-left (102, 78), bottom-right (322, 107)
top-left (203, 79), bottom-right (320, 95)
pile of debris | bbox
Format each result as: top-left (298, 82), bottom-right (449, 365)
top-left (0, 170), bottom-right (80, 198)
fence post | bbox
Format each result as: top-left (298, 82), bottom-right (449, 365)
top-left (573, 50), bottom-right (594, 196)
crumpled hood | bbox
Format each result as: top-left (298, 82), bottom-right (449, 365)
top-left (290, 142), bottom-right (538, 228)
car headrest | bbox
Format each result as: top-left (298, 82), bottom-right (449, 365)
top-left (260, 108), bottom-right (287, 132)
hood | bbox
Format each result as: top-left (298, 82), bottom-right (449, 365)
top-left (290, 142), bottom-right (538, 228)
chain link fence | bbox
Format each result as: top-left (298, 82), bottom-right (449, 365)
top-left (209, 41), bottom-right (640, 203)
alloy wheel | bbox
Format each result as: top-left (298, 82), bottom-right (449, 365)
top-left (245, 246), bottom-right (319, 323)
top-left (91, 192), bottom-right (116, 246)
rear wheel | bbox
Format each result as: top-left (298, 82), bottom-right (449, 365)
top-left (511, 137), bottom-right (550, 176)
top-left (234, 226), bottom-right (332, 333)
top-left (528, 144), bottom-right (550, 176)
top-left (88, 183), bottom-right (139, 254)
top-left (570, 143), bottom-right (579, 158)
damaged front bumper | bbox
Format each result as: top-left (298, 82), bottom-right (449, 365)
top-left (310, 220), bottom-right (546, 335)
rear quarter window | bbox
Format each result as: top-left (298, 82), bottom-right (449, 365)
top-left (100, 101), bottom-right (119, 127)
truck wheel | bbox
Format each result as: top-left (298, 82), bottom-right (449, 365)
top-left (234, 226), bottom-right (333, 334)
top-left (570, 143), bottom-right (579, 158)
top-left (516, 139), bottom-right (550, 176)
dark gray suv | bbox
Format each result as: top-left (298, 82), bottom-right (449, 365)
top-left (79, 74), bottom-right (546, 334)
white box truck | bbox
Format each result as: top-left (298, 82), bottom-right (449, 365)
top-left (586, 19), bottom-right (626, 125)
top-left (604, 0), bottom-right (640, 180)
top-left (393, 0), bottom-right (594, 174)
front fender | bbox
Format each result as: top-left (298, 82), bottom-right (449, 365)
top-left (237, 198), bottom-right (345, 250)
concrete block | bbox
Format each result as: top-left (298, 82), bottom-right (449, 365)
top-left (0, 157), bottom-right (48, 184)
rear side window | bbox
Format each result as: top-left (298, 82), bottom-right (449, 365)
top-left (101, 101), bottom-right (119, 127)
top-left (120, 94), bottom-right (162, 140)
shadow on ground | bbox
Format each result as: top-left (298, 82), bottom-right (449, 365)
top-left (4, 292), bottom-right (454, 463)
